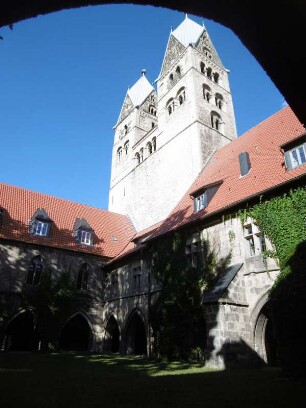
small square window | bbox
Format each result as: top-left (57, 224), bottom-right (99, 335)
top-left (194, 192), bottom-right (207, 212)
top-left (34, 220), bottom-right (49, 237)
top-left (80, 230), bottom-right (92, 245)
top-left (285, 143), bottom-right (306, 170)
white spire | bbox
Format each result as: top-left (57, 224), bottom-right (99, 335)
top-left (172, 15), bottom-right (205, 47)
top-left (127, 74), bottom-right (154, 107)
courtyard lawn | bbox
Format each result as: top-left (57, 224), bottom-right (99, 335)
top-left (0, 353), bottom-right (305, 408)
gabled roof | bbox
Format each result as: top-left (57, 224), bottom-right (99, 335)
top-left (172, 15), bottom-right (205, 47)
top-left (152, 106), bottom-right (306, 238)
top-left (127, 73), bottom-right (154, 108)
top-left (0, 183), bottom-right (135, 258)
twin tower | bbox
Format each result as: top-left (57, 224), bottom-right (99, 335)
top-left (108, 16), bottom-right (237, 231)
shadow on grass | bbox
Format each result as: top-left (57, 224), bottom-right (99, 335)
top-left (1, 352), bottom-right (306, 408)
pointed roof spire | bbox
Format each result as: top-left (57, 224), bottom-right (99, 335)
top-left (127, 73), bottom-right (154, 107)
top-left (172, 15), bottom-right (205, 47)
top-left (141, 69), bottom-right (146, 76)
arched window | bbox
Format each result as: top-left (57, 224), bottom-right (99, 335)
top-left (124, 124), bottom-right (128, 135)
top-left (169, 73), bottom-right (174, 82)
top-left (77, 263), bottom-right (89, 291)
top-left (215, 93), bottom-right (224, 110)
top-left (152, 137), bottom-right (156, 152)
top-left (147, 142), bottom-right (153, 155)
top-left (176, 65), bottom-right (181, 77)
top-left (135, 152), bottom-right (140, 165)
top-left (124, 140), bottom-right (129, 154)
top-left (139, 148), bottom-right (144, 162)
top-left (206, 67), bottom-right (212, 80)
top-left (203, 47), bottom-right (212, 59)
top-left (117, 147), bottom-right (122, 161)
top-left (203, 84), bottom-right (212, 102)
top-left (213, 72), bottom-right (219, 83)
top-left (177, 87), bottom-right (186, 105)
top-left (210, 111), bottom-right (222, 131)
top-left (27, 255), bottom-right (43, 285)
top-left (151, 122), bottom-right (155, 129)
top-left (166, 98), bottom-right (175, 115)
top-left (200, 61), bottom-right (205, 74)
top-left (149, 105), bottom-right (156, 116)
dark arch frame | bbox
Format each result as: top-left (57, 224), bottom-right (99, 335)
top-left (2, 309), bottom-right (38, 351)
top-left (0, 1), bottom-right (305, 127)
top-left (59, 311), bottom-right (94, 351)
top-left (123, 309), bottom-right (147, 356)
top-left (104, 314), bottom-right (120, 353)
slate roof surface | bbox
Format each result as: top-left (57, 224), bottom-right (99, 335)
top-left (0, 183), bottom-right (135, 258)
top-left (151, 106), bottom-right (306, 238)
top-left (127, 74), bottom-right (154, 107)
top-left (172, 15), bottom-right (205, 47)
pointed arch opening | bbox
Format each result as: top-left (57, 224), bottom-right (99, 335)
top-left (124, 311), bottom-right (147, 356)
top-left (3, 311), bottom-right (38, 351)
top-left (59, 313), bottom-right (92, 351)
top-left (104, 315), bottom-right (120, 353)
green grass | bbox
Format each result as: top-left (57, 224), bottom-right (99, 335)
top-left (0, 353), bottom-right (305, 408)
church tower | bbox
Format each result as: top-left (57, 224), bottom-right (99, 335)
top-left (108, 15), bottom-right (237, 231)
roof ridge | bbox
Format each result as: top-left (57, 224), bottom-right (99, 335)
top-left (0, 181), bottom-right (114, 214)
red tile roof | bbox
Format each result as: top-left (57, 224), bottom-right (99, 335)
top-left (0, 183), bottom-right (135, 258)
top-left (109, 220), bottom-right (164, 264)
top-left (153, 106), bottom-right (306, 237)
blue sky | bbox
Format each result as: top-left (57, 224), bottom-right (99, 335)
top-left (0, 4), bottom-right (285, 210)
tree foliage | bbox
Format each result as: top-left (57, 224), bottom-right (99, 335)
top-left (150, 231), bottom-right (228, 360)
top-left (241, 187), bottom-right (306, 376)
top-left (23, 269), bottom-right (75, 350)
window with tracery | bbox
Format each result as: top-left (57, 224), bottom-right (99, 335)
top-left (124, 140), bottom-right (129, 154)
top-left (27, 255), bottom-right (43, 285)
top-left (152, 137), bottom-right (156, 152)
top-left (177, 87), bottom-right (186, 105)
top-left (147, 142), bottom-right (153, 155)
top-left (215, 93), bottom-right (223, 110)
top-left (135, 152), bottom-right (140, 165)
top-left (203, 84), bottom-right (212, 102)
top-left (77, 263), bottom-right (89, 291)
top-left (210, 111), bottom-right (222, 131)
top-left (167, 98), bottom-right (175, 115)
top-left (117, 147), bottom-right (123, 161)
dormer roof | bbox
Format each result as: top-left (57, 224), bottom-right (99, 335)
top-left (0, 184), bottom-right (136, 259)
top-left (172, 15), bottom-right (205, 47)
top-left (150, 106), bottom-right (306, 239)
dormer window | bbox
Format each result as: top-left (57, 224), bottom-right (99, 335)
top-left (191, 182), bottom-right (221, 213)
top-left (80, 230), bottom-right (92, 245)
top-left (284, 142), bottom-right (306, 170)
top-left (73, 218), bottom-right (94, 246)
top-left (29, 209), bottom-right (51, 238)
top-left (194, 191), bottom-right (207, 212)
